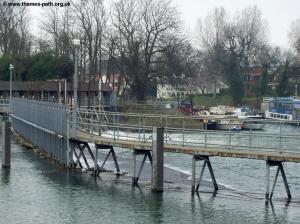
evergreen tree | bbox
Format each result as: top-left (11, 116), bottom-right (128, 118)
top-left (260, 66), bottom-right (269, 96)
top-left (226, 55), bottom-right (244, 105)
top-left (277, 60), bottom-right (290, 97)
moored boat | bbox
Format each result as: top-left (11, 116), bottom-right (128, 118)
top-left (264, 97), bottom-right (300, 121)
top-left (216, 119), bottom-right (242, 131)
top-left (242, 119), bottom-right (265, 130)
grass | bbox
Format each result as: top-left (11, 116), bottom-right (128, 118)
top-left (192, 94), bottom-right (262, 109)
top-left (112, 94), bottom-right (263, 129)
top-left (192, 95), bottom-right (233, 108)
top-left (117, 104), bottom-right (204, 129)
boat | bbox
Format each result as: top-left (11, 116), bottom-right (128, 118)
top-left (265, 97), bottom-right (300, 121)
top-left (233, 107), bottom-right (265, 130)
top-left (210, 105), bottom-right (235, 115)
top-left (202, 119), bottom-right (217, 130)
top-left (215, 119), bottom-right (242, 131)
top-left (241, 116), bottom-right (265, 130)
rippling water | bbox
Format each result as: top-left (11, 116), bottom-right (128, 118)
top-left (1, 126), bottom-right (300, 223)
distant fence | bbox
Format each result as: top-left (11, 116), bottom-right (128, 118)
top-left (10, 98), bottom-right (69, 165)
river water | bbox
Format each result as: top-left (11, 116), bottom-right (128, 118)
top-left (1, 126), bottom-right (300, 223)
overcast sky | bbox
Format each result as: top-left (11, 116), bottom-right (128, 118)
top-left (30, 0), bottom-right (299, 49)
top-left (173, 0), bottom-right (300, 49)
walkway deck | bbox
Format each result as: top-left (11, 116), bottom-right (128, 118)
top-left (78, 130), bottom-right (300, 163)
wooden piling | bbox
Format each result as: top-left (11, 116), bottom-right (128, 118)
top-left (2, 121), bottom-right (11, 168)
top-left (152, 127), bottom-right (164, 192)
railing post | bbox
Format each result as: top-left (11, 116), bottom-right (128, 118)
top-left (249, 120), bottom-right (253, 149)
top-left (182, 119), bottom-right (185, 146)
top-left (138, 114), bottom-right (141, 141)
top-left (152, 127), bottom-right (164, 192)
top-left (165, 117), bottom-right (168, 144)
top-left (279, 121), bottom-right (282, 151)
top-left (113, 113), bottom-right (116, 140)
top-left (117, 113), bottom-right (120, 139)
top-left (204, 119), bottom-right (208, 147)
top-left (143, 115), bottom-right (145, 142)
top-left (227, 121), bottom-right (231, 149)
top-left (98, 111), bottom-right (101, 136)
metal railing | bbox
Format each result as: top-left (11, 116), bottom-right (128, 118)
top-left (10, 98), bottom-right (69, 165)
top-left (70, 108), bottom-right (300, 153)
top-left (0, 98), bottom-right (9, 112)
top-left (2, 98), bottom-right (300, 156)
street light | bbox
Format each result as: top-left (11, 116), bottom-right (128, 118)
top-left (72, 38), bottom-right (80, 139)
top-left (9, 64), bottom-right (14, 102)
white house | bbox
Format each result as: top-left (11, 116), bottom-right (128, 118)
top-left (157, 80), bottom-right (228, 99)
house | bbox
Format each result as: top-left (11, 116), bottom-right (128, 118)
top-left (156, 79), bottom-right (228, 99)
top-left (249, 65), bottom-right (264, 85)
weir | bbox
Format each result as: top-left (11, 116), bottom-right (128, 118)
top-left (6, 98), bottom-right (300, 200)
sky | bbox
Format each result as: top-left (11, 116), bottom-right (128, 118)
top-left (29, 0), bottom-right (300, 49)
top-left (173, 0), bottom-right (300, 49)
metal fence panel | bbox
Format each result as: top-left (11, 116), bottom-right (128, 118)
top-left (10, 98), bottom-right (68, 165)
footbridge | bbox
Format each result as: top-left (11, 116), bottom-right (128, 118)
top-left (7, 98), bottom-right (300, 200)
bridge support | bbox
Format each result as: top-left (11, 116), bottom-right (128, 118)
top-left (132, 149), bottom-right (152, 186)
top-left (192, 155), bottom-right (218, 193)
top-left (265, 160), bottom-right (291, 200)
top-left (94, 144), bottom-right (120, 177)
top-left (69, 139), bottom-right (94, 169)
top-left (69, 139), bottom-right (121, 176)
top-left (132, 127), bottom-right (164, 190)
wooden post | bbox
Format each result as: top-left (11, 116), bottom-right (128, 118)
top-left (266, 161), bottom-right (270, 200)
top-left (152, 127), bottom-right (164, 192)
top-left (2, 121), bottom-right (11, 168)
top-left (191, 155), bottom-right (196, 192)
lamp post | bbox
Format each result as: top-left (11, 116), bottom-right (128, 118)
top-left (9, 64), bottom-right (14, 102)
top-left (72, 38), bottom-right (80, 139)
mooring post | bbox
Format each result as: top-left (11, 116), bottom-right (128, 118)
top-left (132, 151), bottom-right (136, 185)
top-left (266, 161), bottom-right (270, 200)
top-left (191, 155), bottom-right (196, 193)
top-left (152, 127), bottom-right (164, 192)
top-left (2, 120), bottom-right (11, 168)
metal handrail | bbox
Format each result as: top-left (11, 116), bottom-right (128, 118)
top-left (71, 110), bottom-right (300, 152)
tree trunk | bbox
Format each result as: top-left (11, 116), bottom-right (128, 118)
top-left (133, 83), bottom-right (146, 102)
top-left (213, 77), bottom-right (217, 99)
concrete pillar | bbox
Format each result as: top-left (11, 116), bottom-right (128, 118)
top-left (152, 127), bottom-right (164, 192)
top-left (2, 121), bottom-right (11, 168)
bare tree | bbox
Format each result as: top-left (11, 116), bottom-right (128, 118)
top-left (0, 0), bottom-right (32, 80)
top-left (228, 6), bottom-right (267, 70)
top-left (40, 6), bottom-right (74, 57)
top-left (112, 0), bottom-right (180, 101)
top-left (196, 6), bottom-right (269, 105)
top-left (196, 8), bottom-right (228, 99)
top-left (0, 0), bottom-right (31, 56)
top-left (73, 0), bottom-right (107, 80)
top-left (289, 18), bottom-right (300, 55)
